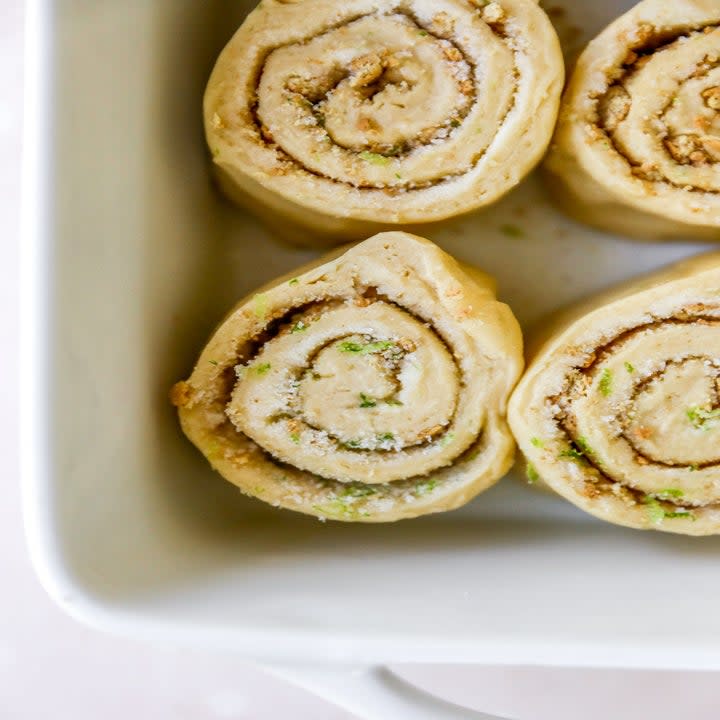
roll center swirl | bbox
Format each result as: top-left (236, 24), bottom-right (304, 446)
top-left (256, 8), bottom-right (515, 188)
top-left (226, 298), bottom-right (466, 483)
top-left (561, 318), bottom-right (720, 505)
top-left (598, 25), bottom-right (720, 190)
top-left (299, 333), bottom-right (456, 449)
top-left (626, 358), bottom-right (720, 466)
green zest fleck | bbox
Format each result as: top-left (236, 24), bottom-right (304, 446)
top-left (254, 362), bottom-right (271, 376)
top-left (211, 147), bottom-right (220, 157)
top-left (312, 501), bottom-right (370, 519)
top-left (643, 496), bottom-right (695, 523)
top-left (450, 119), bottom-right (461, 128)
top-left (418, 29), bottom-right (428, 36)
top-left (559, 446), bottom-right (585, 463)
top-left (343, 439), bottom-right (362, 449)
top-left (340, 484), bottom-right (377, 498)
top-left (643, 497), bottom-right (666, 525)
top-left (359, 150), bottom-right (391, 166)
top-left (339, 340), bottom-right (397, 355)
top-left (526, 463), bottom-right (540, 484)
top-left (377, 432), bottom-right (395, 443)
top-left (599, 368), bottom-right (613, 397)
top-left (290, 432), bottom-right (301, 444)
top-left (657, 488), bottom-right (684, 499)
top-left (500, 224), bottom-right (524, 238)
top-left (253, 293), bottom-right (268, 319)
top-left (624, 362), bottom-right (635, 373)
top-left (395, 172), bottom-right (402, 179)
top-left (440, 432), bottom-right (456, 447)
top-left (414, 478), bottom-right (437, 496)
top-left (530, 436), bottom-right (544, 448)
top-left (559, 436), bottom-right (594, 463)
top-left (576, 436), bottom-right (595, 457)
top-left (288, 277), bottom-right (300, 286)
top-left (291, 321), bottom-right (307, 333)
top-left (689, 464), bottom-right (699, 472)
top-left (359, 393), bottom-right (377, 408)
top-left (385, 398), bottom-right (403, 406)
top-left (208, 359), bottom-right (219, 366)
top-left (664, 511), bottom-right (696, 520)
top-left (686, 406), bottom-right (720, 430)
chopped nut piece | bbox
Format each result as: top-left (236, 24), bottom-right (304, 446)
top-left (630, 163), bottom-right (662, 182)
top-left (482, 2), bottom-right (506, 24)
top-left (694, 115), bottom-right (712, 132)
top-left (598, 86), bottom-right (630, 131)
top-left (459, 79), bottom-right (474, 95)
top-left (443, 46), bottom-right (463, 62)
top-left (665, 133), bottom-right (710, 165)
top-left (349, 53), bottom-right (384, 88)
top-left (286, 76), bottom-right (313, 95)
top-left (170, 381), bottom-right (194, 408)
top-left (633, 22), bottom-right (654, 45)
top-left (702, 136), bottom-right (720, 161)
top-left (419, 424), bottom-right (445, 440)
top-left (431, 12), bottom-right (455, 37)
top-left (702, 86), bottom-right (720, 110)
top-left (356, 116), bottom-right (379, 133)
top-left (580, 482), bottom-right (601, 499)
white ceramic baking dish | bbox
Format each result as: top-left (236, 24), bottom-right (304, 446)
top-left (20, 0), bottom-right (720, 718)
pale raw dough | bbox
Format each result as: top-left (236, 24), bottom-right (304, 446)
top-left (509, 253), bottom-right (720, 536)
top-left (546, 0), bottom-right (720, 241)
top-left (173, 232), bottom-right (523, 522)
top-left (204, 0), bottom-right (563, 245)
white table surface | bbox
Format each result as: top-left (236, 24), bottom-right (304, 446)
top-left (2, 3), bottom-right (719, 718)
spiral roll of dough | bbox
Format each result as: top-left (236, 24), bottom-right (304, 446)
top-left (546, 0), bottom-right (720, 240)
top-left (204, 0), bottom-right (563, 245)
top-left (509, 253), bottom-right (720, 536)
top-left (172, 232), bottom-right (522, 522)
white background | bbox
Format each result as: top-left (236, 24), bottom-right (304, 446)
top-left (2, 2), bottom-right (720, 718)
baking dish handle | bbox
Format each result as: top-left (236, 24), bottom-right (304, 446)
top-left (264, 664), bottom-right (511, 719)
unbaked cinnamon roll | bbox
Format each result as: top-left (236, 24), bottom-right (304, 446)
top-left (173, 232), bottom-right (522, 521)
top-left (205, 0), bottom-right (563, 244)
top-left (546, 0), bottom-right (720, 240)
top-left (509, 253), bottom-right (720, 535)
